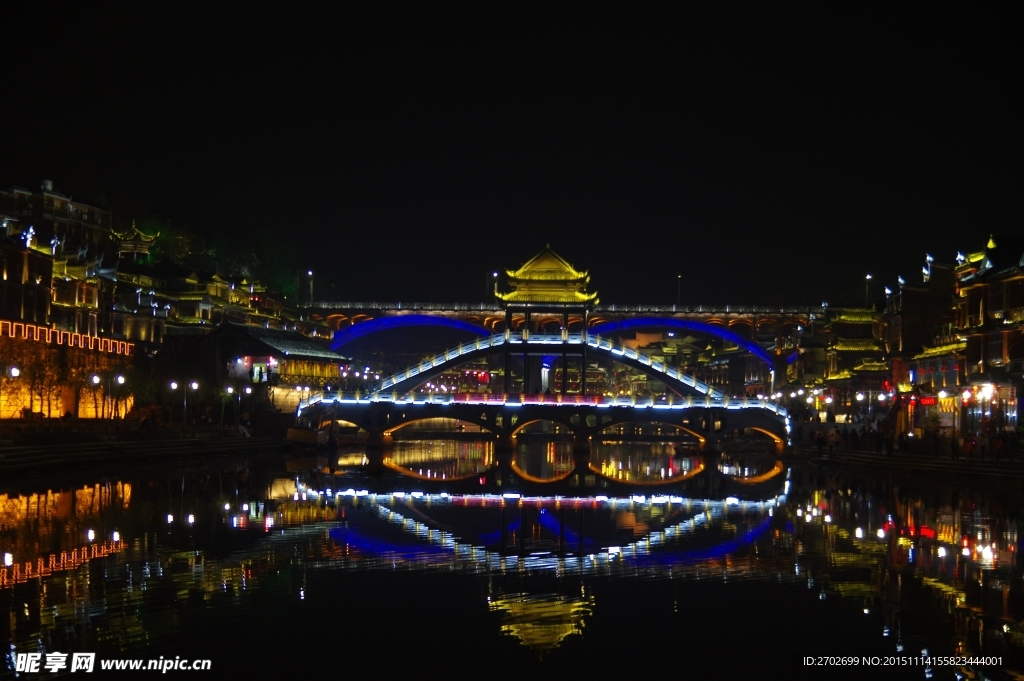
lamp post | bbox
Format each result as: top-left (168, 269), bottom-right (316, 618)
top-left (91, 374), bottom-right (102, 418)
top-left (171, 381), bottom-right (199, 431)
top-left (865, 274), bottom-right (872, 307)
top-left (3, 366), bottom-right (20, 419)
top-left (307, 270), bottom-right (313, 304)
top-left (677, 274), bottom-right (682, 306)
top-left (113, 374), bottom-right (125, 420)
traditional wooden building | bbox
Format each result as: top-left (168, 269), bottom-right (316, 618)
top-left (496, 246), bottom-right (598, 394)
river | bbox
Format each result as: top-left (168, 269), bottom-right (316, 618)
top-left (1, 439), bottom-right (1021, 678)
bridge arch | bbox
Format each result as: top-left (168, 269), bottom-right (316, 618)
top-left (594, 419), bottom-right (707, 447)
top-left (373, 333), bottom-right (724, 399)
top-left (331, 315), bottom-right (488, 350)
top-left (588, 317), bottom-right (773, 366)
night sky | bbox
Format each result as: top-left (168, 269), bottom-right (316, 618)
top-left (2, 7), bottom-right (1019, 307)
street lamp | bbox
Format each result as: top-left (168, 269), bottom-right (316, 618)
top-left (171, 381), bottom-right (199, 430)
top-left (865, 274), bottom-right (872, 307)
top-left (307, 270), bottom-right (313, 304)
top-left (677, 274), bottom-right (681, 306)
top-left (3, 366), bottom-right (20, 419)
top-left (114, 375), bottom-right (125, 419)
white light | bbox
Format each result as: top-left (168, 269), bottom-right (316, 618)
top-left (170, 381), bottom-right (178, 390)
top-left (856, 393), bottom-right (864, 401)
top-left (982, 546), bottom-right (993, 560)
top-left (227, 386), bottom-right (234, 394)
top-left (190, 381), bottom-right (198, 390)
top-left (112, 531), bottom-right (120, 542)
top-left (962, 547), bottom-right (971, 556)
top-left (877, 528), bottom-right (885, 538)
top-left (167, 514), bottom-right (174, 524)
top-left (725, 497), bottom-right (739, 505)
top-left (855, 527), bottom-right (863, 538)
top-left (796, 508), bottom-right (803, 516)
top-left (937, 547), bottom-right (947, 558)
top-left (87, 529), bottom-right (95, 542)
top-left (824, 515), bottom-right (831, 523)
top-left (938, 390), bottom-right (947, 399)
top-left (878, 394), bottom-right (887, 401)
top-left (3, 552), bottom-right (12, 567)
top-left (242, 503), bottom-right (249, 512)
top-left (92, 375), bottom-right (100, 385)
top-left (188, 514), bottom-right (195, 525)
top-left (224, 503), bottom-right (230, 511)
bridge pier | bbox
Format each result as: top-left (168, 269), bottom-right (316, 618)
top-left (571, 433), bottom-right (592, 475)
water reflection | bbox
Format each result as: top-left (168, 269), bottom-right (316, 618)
top-left (591, 442), bottom-right (700, 483)
top-left (385, 440), bottom-right (493, 479)
top-left (488, 588), bottom-right (594, 654)
top-left (3, 446), bottom-right (1024, 676)
top-left (512, 442), bottom-right (573, 480)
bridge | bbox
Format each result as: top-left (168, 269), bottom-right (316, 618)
top-left (373, 331), bottom-right (726, 398)
top-left (291, 249), bottom-right (794, 466)
top-left (300, 391), bottom-right (788, 447)
top-left (293, 329), bottom-right (792, 472)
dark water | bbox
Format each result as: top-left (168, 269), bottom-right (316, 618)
top-left (1, 441), bottom-right (1021, 679)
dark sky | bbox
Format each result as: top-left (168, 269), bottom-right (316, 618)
top-left (2, 7), bottom-right (1019, 306)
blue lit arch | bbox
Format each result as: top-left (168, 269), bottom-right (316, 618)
top-left (589, 317), bottom-right (773, 366)
top-left (331, 315), bottom-right (488, 351)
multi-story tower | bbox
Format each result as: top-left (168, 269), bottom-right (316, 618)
top-left (496, 246), bottom-right (598, 394)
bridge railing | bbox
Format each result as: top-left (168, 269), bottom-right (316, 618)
top-left (377, 332), bottom-right (726, 399)
top-left (306, 301), bottom-right (824, 315)
top-left (300, 390), bottom-right (787, 418)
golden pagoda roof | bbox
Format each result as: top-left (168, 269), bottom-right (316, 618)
top-left (831, 310), bottom-right (874, 324)
top-left (831, 338), bottom-right (882, 352)
top-left (853, 361), bottom-right (890, 372)
top-left (497, 246), bottom-right (598, 304)
top-left (505, 246), bottom-right (588, 282)
top-left (912, 341), bottom-right (967, 360)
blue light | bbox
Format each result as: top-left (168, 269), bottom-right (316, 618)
top-left (590, 317), bottom-right (774, 366)
top-left (331, 315), bottom-right (488, 351)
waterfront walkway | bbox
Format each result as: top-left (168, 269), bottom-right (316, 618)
top-left (786, 442), bottom-right (1024, 484)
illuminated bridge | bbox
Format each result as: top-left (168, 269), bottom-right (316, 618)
top-left (373, 332), bottom-right (725, 398)
top-left (296, 329), bottom-right (790, 454)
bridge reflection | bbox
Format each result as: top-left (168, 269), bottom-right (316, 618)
top-left (345, 437), bottom-right (785, 499)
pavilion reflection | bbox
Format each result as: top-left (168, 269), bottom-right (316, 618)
top-left (488, 588), bottom-right (594, 654)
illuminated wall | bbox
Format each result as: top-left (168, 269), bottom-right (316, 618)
top-left (0, 322), bottom-right (134, 418)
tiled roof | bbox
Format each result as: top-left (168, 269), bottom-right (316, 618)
top-left (222, 323), bottom-right (347, 362)
top-left (912, 342), bottom-right (967, 360)
top-left (831, 338), bottom-right (882, 352)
